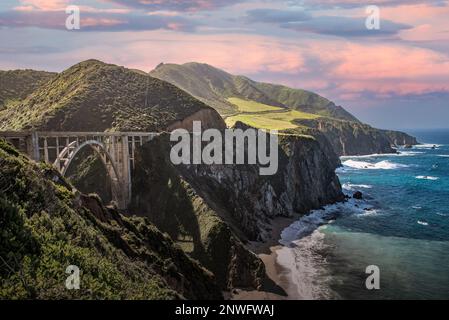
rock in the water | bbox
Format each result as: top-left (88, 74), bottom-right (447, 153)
top-left (353, 191), bottom-right (363, 200)
top-left (404, 144), bottom-right (413, 149)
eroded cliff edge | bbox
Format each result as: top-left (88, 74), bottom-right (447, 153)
top-left (295, 118), bottom-right (418, 156)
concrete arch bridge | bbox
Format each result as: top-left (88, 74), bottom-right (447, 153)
top-left (0, 131), bottom-right (158, 209)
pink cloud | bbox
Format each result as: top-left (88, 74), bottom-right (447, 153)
top-left (304, 41), bottom-right (449, 98)
top-left (115, 33), bottom-right (306, 75)
top-left (2, 27), bottom-right (448, 101)
top-left (381, 3), bottom-right (449, 42)
top-left (82, 17), bottom-right (125, 28)
top-left (14, 0), bottom-right (132, 14)
top-left (15, 0), bottom-right (68, 11)
top-left (58, 31), bottom-right (449, 98)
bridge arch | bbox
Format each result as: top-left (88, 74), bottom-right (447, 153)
top-left (56, 140), bottom-right (119, 178)
top-left (54, 140), bottom-right (123, 206)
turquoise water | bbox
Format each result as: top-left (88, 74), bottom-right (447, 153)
top-left (278, 129), bottom-right (449, 299)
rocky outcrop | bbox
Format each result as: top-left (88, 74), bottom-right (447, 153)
top-left (296, 118), bottom-right (399, 156)
top-left (167, 107), bottom-right (226, 131)
top-left (381, 129), bottom-right (419, 146)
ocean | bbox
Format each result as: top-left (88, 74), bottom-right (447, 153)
top-left (277, 129), bottom-right (449, 299)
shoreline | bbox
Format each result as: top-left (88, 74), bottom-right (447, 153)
top-left (232, 215), bottom-right (303, 300)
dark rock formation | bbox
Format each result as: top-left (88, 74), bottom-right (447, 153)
top-left (353, 191), bottom-right (363, 200)
top-left (382, 130), bottom-right (419, 146)
top-left (129, 135), bottom-right (265, 290)
top-left (295, 118), bottom-right (405, 156)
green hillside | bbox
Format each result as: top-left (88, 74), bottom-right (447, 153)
top-left (225, 97), bottom-right (320, 130)
top-left (0, 60), bottom-right (218, 132)
top-left (150, 62), bottom-right (358, 121)
top-left (0, 139), bottom-right (222, 299)
top-left (0, 69), bottom-right (56, 111)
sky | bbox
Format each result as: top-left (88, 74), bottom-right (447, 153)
top-left (1, 0), bottom-right (448, 130)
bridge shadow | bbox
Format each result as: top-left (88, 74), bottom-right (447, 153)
top-left (129, 137), bottom-right (206, 261)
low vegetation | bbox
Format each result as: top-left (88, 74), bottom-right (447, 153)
top-left (0, 60), bottom-right (212, 132)
top-left (227, 97), bottom-right (282, 113)
top-left (0, 139), bottom-right (222, 299)
top-left (0, 69), bottom-right (56, 111)
top-left (225, 97), bottom-right (321, 130)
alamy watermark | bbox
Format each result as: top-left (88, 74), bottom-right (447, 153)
top-left (365, 5), bottom-right (381, 30)
top-left (65, 265), bottom-right (80, 290)
top-left (66, 5), bottom-right (80, 30)
top-left (170, 121), bottom-right (279, 176)
top-left (365, 265), bottom-right (380, 290)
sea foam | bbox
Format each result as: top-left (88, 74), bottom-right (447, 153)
top-left (342, 159), bottom-right (408, 170)
top-left (415, 175), bottom-right (439, 181)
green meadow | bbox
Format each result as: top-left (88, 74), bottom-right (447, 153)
top-left (225, 97), bottom-right (321, 130)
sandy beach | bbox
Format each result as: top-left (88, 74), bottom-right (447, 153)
top-left (232, 215), bottom-right (303, 300)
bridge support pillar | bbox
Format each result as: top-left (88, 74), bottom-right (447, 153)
top-left (26, 132), bottom-right (40, 161)
top-left (118, 135), bottom-right (131, 210)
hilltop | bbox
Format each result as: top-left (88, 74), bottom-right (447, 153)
top-left (0, 60), bottom-right (224, 132)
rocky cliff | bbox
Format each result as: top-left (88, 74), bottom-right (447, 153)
top-left (0, 60), bottom-right (346, 297)
top-left (129, 127), bottom-right (344, 289)
top-left (295, 118), bottom-right (402, 156)
top-left (129, 134), bottom-right (265, 290)
top-left (382, 129), bottom-right (419, 146)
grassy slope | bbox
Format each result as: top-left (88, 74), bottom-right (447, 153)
top-left (252, 82), bottom-right (359, 121)
top-left (0, 60), bottom-right (213, 132)
top-left (225, 97), bottom-right (321, 130)
top-left (150, 62), bottom-right (357, 121)
top-left (227, 97), bottom-right (282, 113)
top-left (0, 69), bottom-right (56, 111)
top-left (0, 139), bottom-right (222, 299)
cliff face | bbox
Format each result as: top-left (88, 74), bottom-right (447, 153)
top-left (296, 118), bottom-right (399, 156)
top-left (129, 136), bottom-right (265, 291)
top-left (382, 130), bottom-right (419, 146)
top-left (129, 129), bottom-right (344, 291)
top-left (177, 132), bottom-right (344, 241)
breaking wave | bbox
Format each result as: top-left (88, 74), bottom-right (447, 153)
top-left (342, 159), bottom-right (408, 170)
top-left (416, 176), bottom-right (439, 181)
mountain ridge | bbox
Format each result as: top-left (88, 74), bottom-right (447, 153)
top-left (150, 61), bottom-right (418, 155)
top-left (150, 62), bottom-right (359, 122)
